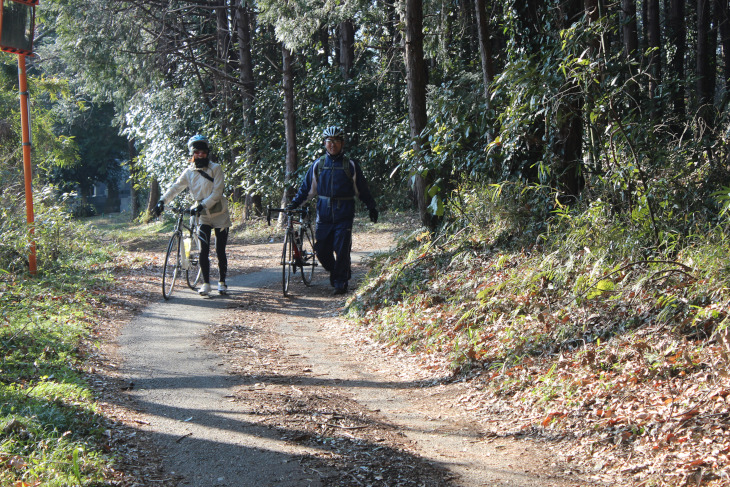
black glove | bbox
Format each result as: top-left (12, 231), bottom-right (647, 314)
top-left (192, 203), bottom-right (205, 215)
top-left (286, 202), bottom-right (298, 211)
top-left (369, 208), bottom-right (379, 223)
top-left (154, 200), bottom-right (164, 217)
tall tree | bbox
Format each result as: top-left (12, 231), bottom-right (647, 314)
top-left (235, 0), bottom-right (261, 217)
top-left (697, 0), bottom-right (717, 127)
top-left (718, 0), bottom-right (730, 95)
top-left (281, 45), bottom-right (298, 210)
top-left (646, 0), bottom-right (662, 116)
top-left (475, 0), bottom-right (494, 102)
top-left (621, 0), bottom-right (639, 60)
top-left (404, 0), bottom-right (433, 228)
top-left (668, 0), bottom-right (686, 123)
top-left (339, 20), bottom-right (356, 80)
top-left (553, 0), bottom-right (585, 201)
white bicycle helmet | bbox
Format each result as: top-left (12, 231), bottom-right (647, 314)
top-left (322, 126), bottom-right (345, 140)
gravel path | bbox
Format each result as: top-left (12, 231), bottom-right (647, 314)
top-left (117, 232), bottom-right (596, 486)
top-left (119, 269), bottom-right (331, 486)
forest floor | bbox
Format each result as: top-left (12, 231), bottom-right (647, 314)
top-left (85, 216), bottom-right (606, 486)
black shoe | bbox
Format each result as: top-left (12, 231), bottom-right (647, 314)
top-left (333, 287), bottom-right (347, 295)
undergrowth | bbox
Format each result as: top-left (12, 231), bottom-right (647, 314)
top-left (347, 183), bottom-right (730, 486)
top-left (1, 204), bottom-right (125, 486)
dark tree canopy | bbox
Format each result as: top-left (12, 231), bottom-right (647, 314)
top-left (0, 0), bottom-right (727, 236)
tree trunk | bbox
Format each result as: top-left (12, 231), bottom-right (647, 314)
top-left (621, 0), bottom-right (639, 58)
top-left (216, 2), bottom-right (232, 85)
top-left (646, 0), bottom-right (662, 116)
top-left (318, 25), bottom-right (330, 67)
top-left (404, 0), bottom-right (432, 228)
top-left (620, 0), bottom-right (640, 109)
top-left (697, 0), bottom-right (717, 127)
top-left (386, 0), bottom-right (404, 116)
top-left (718, 0), bottom-right (730, 95)
top-left (668, 0), bottom-right (686, 123)
top-left (147, 178), bottom-right (160, 215)
top-left (339, 20), bottom-right (355, 79)
top-left (236, 0), bottom-right (260, 219)
top-left (459, 0), bottom-right (476, 62)
top-left (216, 1), bottom-right (235, 185)
top-left (281, 45), bottom-right (298, 215)
top-left (127, 138), bottom-right (140, 218)
top-left (513, 0), bottom-right (545, 182)
top-left (554, 0), bottom-right (585, 202)
top-left (474, 0), bottom-right (494, 102)
top-left (236, 2), bottom-right (255, 132)
top-left (584, 0), bottom-right (602, 172)
top-left (334, 24), bottom-right (342, 71)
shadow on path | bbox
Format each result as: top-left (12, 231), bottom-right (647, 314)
top-left (117, 266), bottom-right (457, 486)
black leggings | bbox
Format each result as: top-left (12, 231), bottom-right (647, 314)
top-left (198, 225), bottom-right (229, 284)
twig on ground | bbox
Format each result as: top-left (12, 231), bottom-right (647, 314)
top-left (175, 432), bottom-right (192, 443)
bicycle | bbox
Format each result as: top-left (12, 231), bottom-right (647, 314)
top-left (161, 206), bottom-right (204, 300)
top-left (267, 206), bottom-right (317, 296)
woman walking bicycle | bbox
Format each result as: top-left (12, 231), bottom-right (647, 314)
top-left (154, 134), bottom-right (232, 296)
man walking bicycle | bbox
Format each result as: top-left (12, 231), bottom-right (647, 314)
top-left (287, 127), bottom-right (378, 295)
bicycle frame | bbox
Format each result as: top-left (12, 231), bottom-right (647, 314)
top-left (267, 206), bottom-right (317, 296)
top-left (162, 206), bottom-right (203, 300)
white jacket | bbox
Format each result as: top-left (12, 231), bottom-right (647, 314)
top-left (161, 161), bottom-right (232, 229)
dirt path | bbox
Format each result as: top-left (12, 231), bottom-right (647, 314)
top-left (113, 228), bottom-right (598, 486)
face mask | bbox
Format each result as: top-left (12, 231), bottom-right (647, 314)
top-left (194, 157), bottom-right (209, 168)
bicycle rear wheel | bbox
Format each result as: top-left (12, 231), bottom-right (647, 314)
top-left (186, 232), bottom-right (202, 289)
top-left (299, 225), bottom-right (316, 286)
top-left (162, 233), bottom-right (181, 300)
top-left (282, 230), bottom-right (294, 296)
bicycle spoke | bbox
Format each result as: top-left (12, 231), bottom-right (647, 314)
top-left (282, 231), bottom-right (293, 296)
top-left (300, 225), bottom-right (316, 286)
top-left (186, 231), bottom-right (202, 289)
top-left (162, 233), bottom-right (181, 300)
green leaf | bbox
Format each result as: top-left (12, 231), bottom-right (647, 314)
top-left (428, 195), bottom-right (444, 217)
top-left (587, 279), bottom-right (615, 299)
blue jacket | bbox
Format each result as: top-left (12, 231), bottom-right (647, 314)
top-left (291, 153), bottom-right (377, 224)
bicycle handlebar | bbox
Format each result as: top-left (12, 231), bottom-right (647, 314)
top-left (266, 206), bottom-right (309, 226)
top-left (168, 205), bottom-right (202, 217)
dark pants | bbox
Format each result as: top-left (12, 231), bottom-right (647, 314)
top-left (314, 220), bottom-right (352, 289)
top-left (198, 225), bottom-right (229, 284)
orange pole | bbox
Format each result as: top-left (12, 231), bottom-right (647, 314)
top-left (18, 54), bottom-right (37, 275)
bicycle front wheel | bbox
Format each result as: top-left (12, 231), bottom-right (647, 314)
top-left (282, 231), bottom-right (294, 296)
top-left (186, 232), bottom-right (202, 289)
top-left (162, 233), bottom-right (181, 300)
top-left (300, 225), bottom-right (316, 286)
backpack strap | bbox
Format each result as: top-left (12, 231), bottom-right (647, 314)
top-left (314, 155), bottom-right (357, 196)
top-left (314, 156), bottom-right (354, 182)
top-left (195, 169), bottom-right (215, 183)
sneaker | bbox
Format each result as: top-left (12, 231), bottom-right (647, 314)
top-left (333, 286), bottom-right (347, 295)
top-left (198, 283), bottom-right (211, 295)
top-left (218, 281), bottom-right (228, 294)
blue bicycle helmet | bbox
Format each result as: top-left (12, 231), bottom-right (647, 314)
top-left (187, 134), bottom-right (210, 154)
